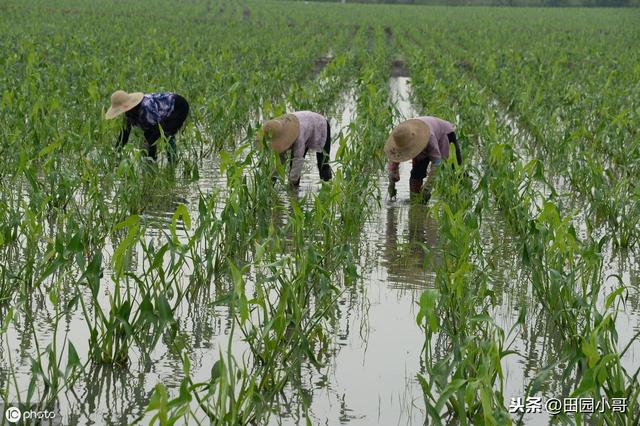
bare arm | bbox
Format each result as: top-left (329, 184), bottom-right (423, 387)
top-left (423, 159), bottom-right (440, 190)
top-left (387, 161), bottom-right (400, 182)
top-left (289, 155), bottom-right (304, 186)
top-left (288, 139), bottom-right (305, 186)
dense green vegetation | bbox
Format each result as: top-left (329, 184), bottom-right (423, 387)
top-left (0, 0), bottom-right (638, 424)
top-left (297, 0), bottom-right (639, 7)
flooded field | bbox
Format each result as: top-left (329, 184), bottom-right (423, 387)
top-left (1, 1), bottom-right (639, 425)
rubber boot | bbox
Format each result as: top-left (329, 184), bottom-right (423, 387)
top-left (319, 164), bottom-right (332, 181)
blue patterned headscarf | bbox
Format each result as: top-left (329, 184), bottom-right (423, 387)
top-left (138, 93), bottom-right (176, 126)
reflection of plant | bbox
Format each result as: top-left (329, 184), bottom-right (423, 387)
top-left (2, 302), bottom-right (84, 412)
top-left (1, 1), bottom-right (638, 424)
top-left (409, 31), bottom-right (639, 423)
top-left (415, 157), bottom-right (516, 425)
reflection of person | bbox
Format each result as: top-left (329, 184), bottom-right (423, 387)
top-left (105, 90), bottom-right (190, 163)
top-left (258, 111), bottom-right (332, 187)
top-left (385, 116), bottom-right (462, 203)
top-left (383, 204), bottom-right (439, 286)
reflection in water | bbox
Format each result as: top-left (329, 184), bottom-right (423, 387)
top-left (75, 365), bottom-right (146, 424)
top-left (389, 76), bottom-right (419, 122)
top-left (3, 72), bottom-right (639, 426)
top-left (382, 204), bottom-right (439, 289)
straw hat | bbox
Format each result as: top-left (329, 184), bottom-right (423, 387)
top-left (260, 114), bottom-right (300, 153)
top-left (105, 90), bottom-right (144, 120)
top-left (384, 119), bottom-right (431, 162)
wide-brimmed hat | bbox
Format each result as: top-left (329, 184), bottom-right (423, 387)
top-left (384, 119), bottom-right (431, 162)
top-left (105, 90), bottom-right (144, 120)
top-left (260, 114), bottom-right (300, 153)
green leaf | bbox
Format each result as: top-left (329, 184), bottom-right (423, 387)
top-left (571, 368), bottom-right (596, 397)
top-left (605, 285), bottom-right (625, 310)
top-left (37, 140), bottom-right (61, 158)
top-left (67, 342), bottom-right (81, 372)
top-left (146, 383), bottom-right (169, 426)
top-left (113, 215), bottom-right (140, 277)
top-left (171, 203), bottom-right (192, 235)
top-left (581, 338), bottom-right (600, 368)
top-left (435, 378), bottom-right (467, 413)
top-left (152, 244), bottom-right (169, 270)
top-left (1, 307), bottom-right (14, 333)
top-left (416, 289), bottom-right (440, 333)
top-left (157, 295), bottom-right (174, 323)
top-left (211, 360), bottom-right (223, 383)
top-left (67, 232), bottom-right (84, 253)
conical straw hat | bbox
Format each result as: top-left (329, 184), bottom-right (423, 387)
top-left (384, 119), bottom-right (431, 162)
top-left (105, 90), bottom-right (145, 119)
top-left (261, 114), bottom-right (300, 153)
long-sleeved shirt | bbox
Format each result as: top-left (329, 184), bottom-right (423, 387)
top-left (388, 116), bottom-right (455, 183)
top-left (119, 93), bottom-right (176, 146)
top-left (287, 111), bottom-right (328, 184)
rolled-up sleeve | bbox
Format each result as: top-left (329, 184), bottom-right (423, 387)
top-left (289, 139), bottom-right (306, 184)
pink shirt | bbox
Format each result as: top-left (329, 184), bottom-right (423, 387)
top-left (419, 116), bottom-right (454, 162)
top-left (289, 111), bottom-right (328, 183)
top-left (388, 116), bottom-right (455, 175)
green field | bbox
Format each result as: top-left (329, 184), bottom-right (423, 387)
top-left (1, 0), bottom-right (639, 424)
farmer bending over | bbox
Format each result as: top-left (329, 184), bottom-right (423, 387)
top-left (385, 116), bottom-right (462, 203)
top-left (259, 111), bottom-right (332, 186)
top-left (105, 90), bottom-right (189, 163)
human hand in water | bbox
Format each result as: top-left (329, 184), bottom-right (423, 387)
top-left (409, 187), bottom-right (431, 205)
top-left (388, 180), bottom-right (397, 200)
top-left (421, 186), bottom-right (432, 203)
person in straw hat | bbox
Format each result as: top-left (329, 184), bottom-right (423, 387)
top-left (105, 90), bottom-right (189, 163)
top-left (259, 111), bottom-right (332, 186)
top-left (385, 116), bottom-right (462, 203)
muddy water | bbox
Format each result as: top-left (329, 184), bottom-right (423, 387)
top-left (2, 77), bottom-right (639, 426)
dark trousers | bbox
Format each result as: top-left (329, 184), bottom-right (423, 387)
top-left (289, 120), bottom-right (332, 181)
top-left (144, 95), bottom-right (190, 162)
top-left (316, 120), bottom-right (331, 180)
top-left (410, 131), bottom-right (462, 180)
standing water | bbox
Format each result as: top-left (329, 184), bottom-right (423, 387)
top-left (293, 77), bottom-right (434, 425)
top-left (2, 76), bottom-right (638, 425)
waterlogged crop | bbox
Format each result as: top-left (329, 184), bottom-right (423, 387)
top-left (0, 0), bottom-right (638, 425)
